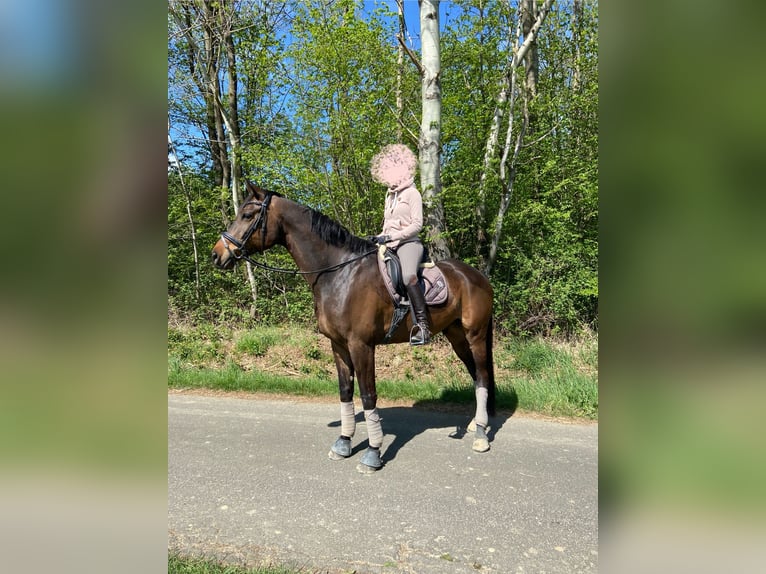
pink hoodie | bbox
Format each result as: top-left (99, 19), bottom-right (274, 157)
top-left (382, 184), bottom-right (423, 248)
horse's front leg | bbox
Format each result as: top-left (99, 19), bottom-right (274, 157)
top-left (351, 341), bottom-right (383, 473)
top-left (328, 341), bottom-right (356, 460)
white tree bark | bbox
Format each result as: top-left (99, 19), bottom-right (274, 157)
top-left (395, 0), bottom-right (405, 142)
top-left (168, 120), bottom-right (201, 301)
top-left (419, 0), bottom-right (450, 260)
top-left (477, 0), bottom-right (555, 273)
top-left (219, 103), bottom-right (258, 314)
top-left (216, 5), bottom-right (258, 314)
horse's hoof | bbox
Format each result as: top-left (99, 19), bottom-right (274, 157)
top-left (328, 436), bottom-right (352, 460)
top-left (356, 447), bottom-right (382, 473)
top-left (472, 423), bottom-right (490, 452)
top-left (472, 437), bottom-right (490, 453)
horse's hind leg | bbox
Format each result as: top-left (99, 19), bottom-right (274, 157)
top-left (443, 321), bottom-right (492, 453)
top-left (328, 341), bottom-right (355, 460)
top-left (443, 320), bottom-right (477, 380)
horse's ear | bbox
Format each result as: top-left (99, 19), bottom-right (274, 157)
top-left (245, 181), bottom-right (283, 200)
top-left (245, 181), bottom-right (266, 200)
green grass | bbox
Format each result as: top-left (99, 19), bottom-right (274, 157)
top-left (168, 358), bottom-right (336, 396)
top-left (168, 554), bottom-right (300, 574)
top-left (503, 337), bottom-right (598, 418)
top-left (234, 327), bottom-right (282, 357)
top-left (168, 323), bottom-right (597, 420)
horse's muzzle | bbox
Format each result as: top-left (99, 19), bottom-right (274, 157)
top-left (211, 244), bottom-right (236, 270)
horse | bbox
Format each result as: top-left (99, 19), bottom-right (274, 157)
top-left (211, 182), bottom-right (496, 473)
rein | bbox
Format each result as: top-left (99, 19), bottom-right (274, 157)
top-left (221, 193), bottom-right (377, 276)
top-left (237, 249), bottom-right (377, 276)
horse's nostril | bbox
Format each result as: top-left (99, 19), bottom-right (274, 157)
top-left (211, 251), bottom-right (219, 265)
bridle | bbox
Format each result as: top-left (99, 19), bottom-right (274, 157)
top-left (220, 193), bottom-right (274, 260)
top-left (220, 193), bottom-right (377, 276)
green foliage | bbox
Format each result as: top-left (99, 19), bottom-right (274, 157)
top-left (508, 338), bottom-right (566, 375)
top-left (167, 324), bottom-right (226, 366)
top-left (234, 328), bottom-right (281, 357)
top-left (502, 335), bottom-right (599, 418)
top-left (168, 0), bottom-right (599, 337)
top-left (439, 1), bottom-right (598, 335)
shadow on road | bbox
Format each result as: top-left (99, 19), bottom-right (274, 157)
top-left (327, 386), bottom-right (517, 464)
top-left (378, 406), bottom-right (512, 464)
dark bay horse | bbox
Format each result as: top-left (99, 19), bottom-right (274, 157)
top-left (211, 183), bottom-right (496, 473)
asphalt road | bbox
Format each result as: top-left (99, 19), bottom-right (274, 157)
top-left (168, 393), bottom-right (598, 573)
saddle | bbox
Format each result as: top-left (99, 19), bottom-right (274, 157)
top-left (377, 244), bottom-right (448, 343)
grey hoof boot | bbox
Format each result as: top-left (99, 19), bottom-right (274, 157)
top-left (472, 423), bottom-right (490, 453)
top-left (328, 436), bottom-right (352, 460)
top-left (356, 447), bottom-right (383, 473)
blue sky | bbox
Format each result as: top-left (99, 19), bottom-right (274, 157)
top-left (360, 0), bottom-right (465, 47)
top-left (169, 1), bottom-right (466, 166)
top-left (0, 0), bottom-right (75, 92)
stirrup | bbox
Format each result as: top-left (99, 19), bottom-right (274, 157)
top-left (409, 324), bottom-right (430, 346)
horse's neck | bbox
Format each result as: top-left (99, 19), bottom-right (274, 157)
top-left (280, 208), bottom-right (344, 274)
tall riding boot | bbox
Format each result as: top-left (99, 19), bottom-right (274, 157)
top-left (406, 282), bottom-right (431, 346)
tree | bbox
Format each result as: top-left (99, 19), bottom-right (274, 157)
top-left (168, 120), bottom-right (201, 302)
top-left (477, 0), bottom-right (555, 275)
top-left (418, 0), bottom-right (451, 260)
top-left (286, 0), bottom-right (402, 233)
top-left (167, 0), bottom-right (599, 335)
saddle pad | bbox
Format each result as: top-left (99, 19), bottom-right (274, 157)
top-left (377, 247), bottom-right (449, 306)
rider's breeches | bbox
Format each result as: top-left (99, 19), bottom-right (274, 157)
top-left (395, 241), bottom-right (424, 284)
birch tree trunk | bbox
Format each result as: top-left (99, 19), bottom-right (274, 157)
top-left (571, 0), bottom-right (583, 93)
top-left (395, 0), bottom-right (405, 142)
top-left (483, 0), bottom-right (553, 276)
top-left (168, 121), bottom-right (201, 302)
top-left (477, 0), bottom-right (555, 274)
top-left (521, 0), bottom-right (539, 100)
top-left (215, 1), bottom-right (258, 315)
top-left (419, 0), bottom-right (450, 260)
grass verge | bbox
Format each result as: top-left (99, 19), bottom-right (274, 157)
top-left (168, 323), bottom-right (597, 420)
top-left (168, 553), bottom-right (299, 574)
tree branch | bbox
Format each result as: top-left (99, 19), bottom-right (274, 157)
top-left (397, 34), bottom-right (424, 76)
top-left (510, 0), bottom-right (555, 72)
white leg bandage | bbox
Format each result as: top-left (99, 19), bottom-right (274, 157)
top-left (340, 401), bottom-right (356, 438)
top-left (364, 408), bottom-right (384, 448)
top-left (474, 387), bottom-right (489, 427)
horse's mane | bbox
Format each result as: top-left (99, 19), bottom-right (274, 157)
top-left (309, 209), bottom-right (374, 255)
top-left (245, 182), bottom-right (373, 254)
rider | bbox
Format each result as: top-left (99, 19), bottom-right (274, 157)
top-left (370, 144), bottom-right (430, 346)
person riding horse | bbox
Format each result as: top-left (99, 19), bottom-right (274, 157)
top-left (370, 144), bottom-right (430, 346)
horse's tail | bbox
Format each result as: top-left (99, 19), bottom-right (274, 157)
top-left (486, 315), bottom-right (496, 417)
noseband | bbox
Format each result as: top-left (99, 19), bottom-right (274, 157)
top-left (220, 193), bottom-right (273, 259)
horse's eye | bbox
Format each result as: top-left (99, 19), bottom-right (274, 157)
top-left (242, 211), bottom-right (254, 220)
